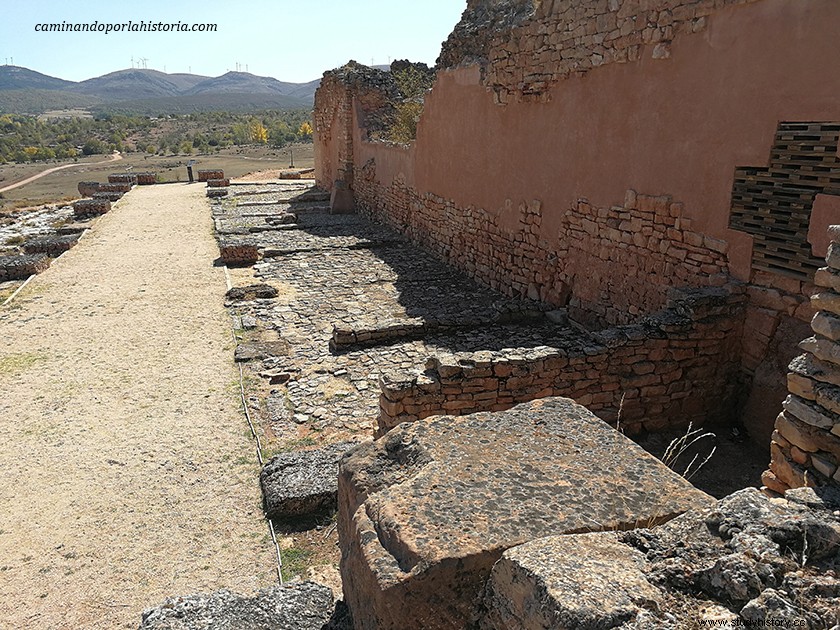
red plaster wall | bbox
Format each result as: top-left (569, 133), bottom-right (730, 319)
top-left (359, 0), bottom-right (840, 283)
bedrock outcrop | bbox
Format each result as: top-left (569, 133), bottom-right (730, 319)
top-left (478, 486), bottom-right (840, 629)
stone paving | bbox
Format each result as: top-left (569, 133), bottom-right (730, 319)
top-left (212, 182), bottom-right (585, 443)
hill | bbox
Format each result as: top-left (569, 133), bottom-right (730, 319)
top-left (0, 65), bottom-right (319, 114)
top-left (0, 66), bottom-right (74, 91)
top-left (70, 68), bottom-right (210, 100)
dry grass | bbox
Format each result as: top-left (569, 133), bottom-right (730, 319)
top-left (0, 144), bottom-right (314, 211)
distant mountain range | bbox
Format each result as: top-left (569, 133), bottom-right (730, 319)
top-left (0, 65), bottom-right (320, 114)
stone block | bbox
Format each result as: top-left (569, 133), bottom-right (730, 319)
top-left (800, 335), bottom-right (840, 366)
top-left (77, 181), bottom-right (100, 196)
top-left (478, 532), bottom-right (662, 630)
top-left (197, 169), bottom-right (225, 182)
top-left (338, 397), bottom-right (712, 630)
top-left (814, 267), bottom-right (840, 292)
top-left (811, 311), bottom-right (840, 341)
top-left (261, 441), bottom-right (360, 521)
top-left (479, 532), bottom-right (660, 630)
top-left (139, 582), bottom-right (335, 630)
top-left (218, 240), bottom-right (259, 266)
top-left (234, 340), bottom-right (290, 362)
top-left (73, 198), bottom-right (110, 219)
top-left (135, 172), bottom-right (157, 185)
top-left (810, 291), bottom-right (840, 317)
top-left (22, 234), bottom-right (79, 257)
top-left (782, 394), bottom-right (838, 430)
top-left (0, 254), bottom-right (50, 281)
top-left (108, 173), bottom-right (138, 185)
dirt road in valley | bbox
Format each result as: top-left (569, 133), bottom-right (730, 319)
top-left (0, 183), bottom-right (274, 628)
top-left (0, 152), bottom-right (123, 194)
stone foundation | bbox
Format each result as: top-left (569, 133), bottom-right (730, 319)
top-left (92, 191), bottom-right (124, 202)
top-left (108, 173), bottom-right (138, 185)
top-left (206, 178), bottom-right (230, 188)
top-left (378, 286), bottom-right (744, 436)
top-left (72, 199), bottom-right (111, 219)
top-left (135, 172), bottom-right (157, 185)
top-left (0, 254), bottom-right (50, 281)
top-left (22, 234), bottom-right (79, 258)
top-left (217, 239), bottom-right (259, 266)
top-left (207, 188), bottom-right (228, 198)
top-left (77, 181), bottom-right (100, 197)
top-left (198, 169), bottom-right (224, 182)
top-left (98, 182), bottom-right (132, 194)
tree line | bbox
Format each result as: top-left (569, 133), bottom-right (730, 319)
top-left (0, 110), bottom-right (314, 163)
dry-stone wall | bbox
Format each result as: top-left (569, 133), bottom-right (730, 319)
top-left (356, 166), bottom-right (729, 327)
top-left (72, 199), bottom-right (111, 219)
top-left (765, 226), bottom-right (840, 492)
top-left (378, 286), bottom-right (744, 435)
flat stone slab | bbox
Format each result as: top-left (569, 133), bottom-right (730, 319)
top-left (261, 441), bottom-right (361, 521)
top-left (225, 283), bottom-right (279, 302)
top-left (139, 581), bottom-right (335, 630)
top-left (338, 397), bottom-right (713, 630)
top-left (234, 340), bottom-right (290, 362)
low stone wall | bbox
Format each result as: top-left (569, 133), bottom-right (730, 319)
top-left (92, 191), bottom-right (124, 202)
top-left (0, 254), bottom-right (50, 281)
top-left (108, 173), bottom-right (138, 185)
top-left (77, 181), bottom-right (100, 197)
top-left (135, 172), bottom-right (157, 185)
top-left (206, 178), bottom-right (230, 188)
top-left (378, 286), bottom-right (745, 436)
top-left (207, 188), bottom-right (228, 198)
top-left (198, 169), bottom-right (224, 182)
top-left (72, 199), bottom-right (111, 219)
top-left (764, 226), bottom-right (840, 492)
top-left (22, 234), bottom-right (79, 258)
top-left (217, 239), bottom-right (259, 266)
top-left (98, 182), bottom-right (132, 193)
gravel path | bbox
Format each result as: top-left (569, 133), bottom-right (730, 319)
top-left (0, 183), bottom-right (274, 628)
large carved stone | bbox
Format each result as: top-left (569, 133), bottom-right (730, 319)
top-left (338, 397), bottom-right (713, 630)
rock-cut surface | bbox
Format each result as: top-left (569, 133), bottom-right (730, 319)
top-left (337, 397), bottom-right (713, 630)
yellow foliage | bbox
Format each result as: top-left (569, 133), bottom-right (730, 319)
top-left (298, 121), bottom-right (313, 137)
top-left (23, 146), bottom-right (39, 156)
top-left (249, 121), bottom-right (268, 144)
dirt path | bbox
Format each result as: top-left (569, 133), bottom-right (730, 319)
top-left (0, 152), bottom-right (122, 194)
top-left (0, 183), bottom-right (274, 628)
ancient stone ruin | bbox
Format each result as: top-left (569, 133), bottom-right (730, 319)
top-left (142, 0), bottom-right (840, 627)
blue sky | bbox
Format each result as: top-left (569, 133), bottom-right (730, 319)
top-left (1, 1), bottom-right (466, 83)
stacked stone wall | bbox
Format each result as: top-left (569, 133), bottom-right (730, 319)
top-left (378, 287), bottom-right (744, 436)
top-left (764, 226), bottom-right (840, 492)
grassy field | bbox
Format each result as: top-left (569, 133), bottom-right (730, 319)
top-left (0, 143), bottom-right (314, 211)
